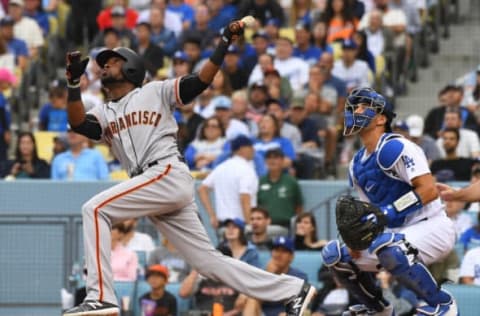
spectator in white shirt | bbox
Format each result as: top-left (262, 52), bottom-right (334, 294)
top-left (213, 95), bottom-right (251, 140)
top-left (332, 39), bottom-right (371, 92)
top-left (198, 135), bottom-right (259, 228)
top-left (364, 9), bottom-right (394, 57)
top-left (8, 0), bottom-right (44, 58)
top-left (436, 107), bottom-right (480, 158)
top-left (459, 247), bottom-right (480, 285)
top-left (137, 0), bottom-right (183, 37)
top-left (273, 37), bottom-right (310, 92)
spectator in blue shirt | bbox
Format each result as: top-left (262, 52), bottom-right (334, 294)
top-left (459, 212), bottom-right (480, 251)
top-left (51, 129), bottom-right (109, 180)
top-left (0, 16), bottom-right (28, 71)
top-left (220, 218), bottom-right (261, 267)
top-left (207, 0), bottom-right (236, 33)
top-left (167, 0), bottom-right (194, 30)
top-left (149, 7), bottom-right (177, 56)
top-left (0, 83), bottom-right (11, 163)
top-left (243, 236), bottom-right (308, 316)
top-left (293, 22), bottom-right (323, 66)
top-left (39, 80), bottom-right (69, 132)
top-left (23, 0), bottom-right (50, 36)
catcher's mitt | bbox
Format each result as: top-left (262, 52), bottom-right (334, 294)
top-left (335, 195), bottom-right (387, 250)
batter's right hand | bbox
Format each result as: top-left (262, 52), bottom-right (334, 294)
top-left (66, 51), bottom-right (89, 88)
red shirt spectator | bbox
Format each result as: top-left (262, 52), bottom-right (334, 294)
top-left (97, 4), bottom-right (138, 30)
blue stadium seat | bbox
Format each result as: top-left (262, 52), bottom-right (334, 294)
top-left (443, 284), bottom-right (480, 316)
top-left (135, 250), bottom-right (147, 268)
top-left (113, 281), bottom-right (135, 311)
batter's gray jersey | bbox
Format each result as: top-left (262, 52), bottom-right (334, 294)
top-left (88, 79), bottom-right (182, 176)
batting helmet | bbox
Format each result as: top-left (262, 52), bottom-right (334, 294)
top-left (96, 47), bottom-right (145, 87)
top-left (344, 87), bottom-right (396, 136)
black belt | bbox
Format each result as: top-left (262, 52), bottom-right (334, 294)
top-left (132, 156), bottom-right (185, 177)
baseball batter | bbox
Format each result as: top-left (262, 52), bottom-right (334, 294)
top-left (62, 19), bottom-right (315, 316)
top-left (321, 88), bottom-right (458, 316)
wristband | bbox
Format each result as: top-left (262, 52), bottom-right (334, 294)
top-left (209, 42), bottom-right (229, 66)
top-left (67, 87), bottom-right (81, 102)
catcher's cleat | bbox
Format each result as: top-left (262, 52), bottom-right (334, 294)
top-left (341, 303), bottom-right (394, 316)
top-left (63, 300), bottom-right (119, 316)
top-left (285, 281), bottom-right (317, 316)
top-left (417, 298), bottom-right (458, 316)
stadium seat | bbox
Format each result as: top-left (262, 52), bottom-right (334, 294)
top-left (34, 131), bottom-right (58, 162)
top-left (113, 281), bottom-right (135, 311)
top-left (135, 250), bottom-right (147, 268)
top-left (442, 284), bottom-right (480, 316)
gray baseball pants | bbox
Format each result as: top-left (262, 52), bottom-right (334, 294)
top-left (81, 159), bottom-right (304, 305)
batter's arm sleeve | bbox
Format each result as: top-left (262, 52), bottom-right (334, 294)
top-left (178, 73), bottom-right (210, 105)
top-left (71, 114), bottom-right (103, 141)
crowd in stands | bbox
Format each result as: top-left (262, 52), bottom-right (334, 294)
top-left (0, 0), bottom-right (473, 315)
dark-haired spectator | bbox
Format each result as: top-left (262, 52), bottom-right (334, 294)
top-left (135, 22), bottom-right (164, 77)
top-left (263, 67), bottom-right (293, 106)
top-left (424, 85), bottom-right (478, 139)
top-left (430, 128), bottom-right (477, 182)
top-left (8, 0), bottom-right (44, 58)
top-left (23, 0), bottom-right (49, 36)
top-left (264, 18), bottom-right (281, 48)
top-left (149, 7), bottom-right (177, 56)
top-left (0, 16), bottom-right (28, 70)
top-left (221, 218), bottom-right (260, 267)
top-left (352, 30), bottom-right (375, 73)
top-left (38, 81), bottom-right (68, 132)
top-left (322, 0), bottom-right (358, 43)
top-left (295, 213), bottom-right (327, 251)
top-left (176, 100), bottom-right (204, 151)
top-left (312, 20), bottom-right (333, 54)
top-left (405, 114), bottom-right (441, 164)
top-left (91, 27), bottom-right (121, 50)
top-left (459, 246), bottom-right (480, 285)
top-left (179, 4), bottom-right (216, 50)
top-left (243, 236), bottom-right (307, 316)
top-left (111, 222), bottom-right (139, 282)
top-left (184, 116), bottom-right (226, 171)
top-left (171, 50), bottom-right (191, 79)
top-left (0, 70), bottom-right (10, 164)
top-left (332, 39), bottom-right (371, 92)
top-left (198, 135), bottom-right (258, 228)
top-left (139, 264), bottom-right (177, 316)
top-left (436, 108), bottom-right (480, 158)
top-left (257, 148), bottom-right (303, 227)
top-left (182, 35), bottom-right (205, 73)
top-left (96, 0), bottom-right (139, 31)
top-left (247, 82), bottom-right (269, 123)
top-left (274, 37), bottom-right (309, 91)
top-left (237, 0), bottom-right (285, 27)
top-left (247, 207), bottom-right (273, 250)
top-left (1, 132), bottom-right (49, 179)
top-left (137, 0), bottom-right (182, 37)
top-left (289, 0), bottom-right (314, 26)
top-left (223, 45), bottom-right (249, 90)
top-left (293, 21), bottom-right (323, 66)
top-left (266, 99), bottom-right (302, 151)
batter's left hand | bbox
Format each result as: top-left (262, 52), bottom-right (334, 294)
top-left (221, 20), bottom-right (245, 44)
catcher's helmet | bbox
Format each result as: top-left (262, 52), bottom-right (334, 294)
top-left (344, 87), bottom-right (396, 136)
top-left (96, 47), bottom-right (145, 87)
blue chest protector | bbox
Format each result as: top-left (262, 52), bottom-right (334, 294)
top-left (351, 134), bottom-right (413, 208)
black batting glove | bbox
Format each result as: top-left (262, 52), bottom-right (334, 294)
top-left (221, 20), bottom-right (245, 45)
top-left (66, 51), bottom-right (89, 88)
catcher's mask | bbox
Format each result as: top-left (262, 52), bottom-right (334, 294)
top-left (344, 87), bottom-right (396, 136)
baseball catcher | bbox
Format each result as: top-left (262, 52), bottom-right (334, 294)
top-left (321, 88), bottom-right (457, 316)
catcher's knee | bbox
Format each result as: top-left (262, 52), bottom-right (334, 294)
top-left (322, 240), bottom-right (351, 266)
top-left (369, 232), bottom-right (411, 274)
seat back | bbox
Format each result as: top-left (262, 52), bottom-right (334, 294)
top-left (443, 284), bottom-right (480, 316)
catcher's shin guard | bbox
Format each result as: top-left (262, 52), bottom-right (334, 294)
top-left (370, 233), bottom-right (453, 309)
top-left (322, 240), bottom-right (390, 312)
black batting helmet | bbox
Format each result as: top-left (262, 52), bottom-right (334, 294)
top-left (96, 47), bottom-right (145, 87)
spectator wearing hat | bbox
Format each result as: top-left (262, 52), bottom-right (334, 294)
top-left (167, 0), bottom-right (194, 30)
top-left (149, 6), bottom-right (177, 57)
top-left (179, 4), bottom-right (216, 50)
top-left (0, 16), bottom-right (28, 70)
top-left (436, 107), bottom-right (480, 159)
top-left (247, 81), bottom-right (270, 123)
top-left (264, 18), bottom-right (281, 52)
top-left (96, 0), bottom-right (139, 31)
top-left (214, 95), bottom-right (250, 141)
top-left (243, 31), bottom-right (271, 73)
top-left (198, 135), bottom-right (259, 228)
top-left (184, 116), bottom-right (225, 171)
top-left (50, 128), bottom-right (109, 180)
top-left (257, 148), bottom-right (303, 227)
top-left (293, 21), bottom-right (323, 66)
top-left (430, 128), bottom-right (477, 182)
top-left (7, 0), bottom-right (44, 58)
top-left (170, 51), bottom-right (191, 79)
top-left (221, 217), bottom-right (260, 267)
top-left (223, 45), bottom-right (249, 90)
top-left (135, 22), bottom-right (164, 77)
top-left (404, 114), bottom-right (441, 164)
top-left (263, 67), bottom-right (293, 107)
top-left (237, 0), bottom-right (285, 27)
top-left (274, 37), bottom-right (310, 91)
top-left (332, 39), bottom-right (371, 92)
top-left (243, 236), bottom-right (307, 316)
top-left (139, 264), bottom-right (177, 316)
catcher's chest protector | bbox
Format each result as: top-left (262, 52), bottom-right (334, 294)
top-left (352, 136), bottom-right (412, 206)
